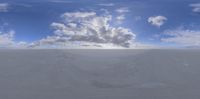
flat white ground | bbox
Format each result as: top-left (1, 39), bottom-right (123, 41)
top-left (0, 49), bottom-right (200, 99)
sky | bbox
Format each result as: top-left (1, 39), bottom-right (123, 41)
top-left (0, 0), bottom-right (200, 48)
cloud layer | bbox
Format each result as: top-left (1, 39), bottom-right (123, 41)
top-left (148, 16), bottom-right (167, 27)
top-left (31, 12), bottom-right (136, 48)
top-left (161, 28), bottom-right (200, 46)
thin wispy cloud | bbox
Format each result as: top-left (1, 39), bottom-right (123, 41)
top-left (15, 3), bottom-right (32, 8)
top-left (97, 3), bottom-right (114, 7)
top-left (116, 15), bottom-right (125, 24)
top-left (0, 3), bottom-right (9, 12)
top-left (189, 3), bottom-right (200, 13)
top-left (48, 0), bottom-right (73, 3)
top-left (115, 7), bottom-right (129, 13)
top-left (134, 16), bottom-right (142, 21)
top-left (115, 7), bottom-right (129, 24)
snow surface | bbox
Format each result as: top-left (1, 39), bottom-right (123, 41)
top-left (0, 49), bottom-right (200, 99)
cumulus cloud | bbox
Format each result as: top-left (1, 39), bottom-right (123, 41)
top-left (148, 16), bottom-right (167, 27)
top-left (161, 28), bottom-right (200, 46)
top-left (0, 25), bottom-right (28, 48)
top-left (0, 30), bottom-right (15, 47)
top-left (16, 41), bottom-right (28, 46)
top-left (0, 3), bottom-right (9, 12)
top-left (31, 11), bottom-right (136, 48)
top-left (190, 3), bottom-right (200, 13)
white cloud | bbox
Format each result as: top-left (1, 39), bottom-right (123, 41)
top-left (190, 3), bottom-right (200, 13)
top-left (0, 26), bottom-right (28, 48)
top-left (97, 3), bottom-right (114, 7)
top-left (0, 3), bottom-right (9, 12)
top-left (15, 3), bottom-right (32, 8)
top-left (116, 15), bottom-right (125, 24)
top-left (100, 8), bottom-right (110, 15)
top-left (116, 15), bottom-right (125, 20)
top-left (0, 30), bottom-right (15, 47)
top-left (16, 41), bottom-right (28, 47)
top-left (115, 7), bottom-right (129, 13)
top-left (62, 12), bottom-right (96, 18)
top-left (134, 16), bottom-right (142, 21)
top-left (115, 7), bottom-right (129, 24)
top-left (161, 28), bottom-right (200, 46)
top-left (148, 16), bottom-right (167, 27)
top-left (31, 11), bottom-right (136, 48)
top-left (49, 0), bottom-right (73, 3)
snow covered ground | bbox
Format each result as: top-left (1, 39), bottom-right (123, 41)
top-left (0, 49), bottom-right (200, 99)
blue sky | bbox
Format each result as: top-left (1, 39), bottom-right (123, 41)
top-left (0, 0), bottom-right (200, 48)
